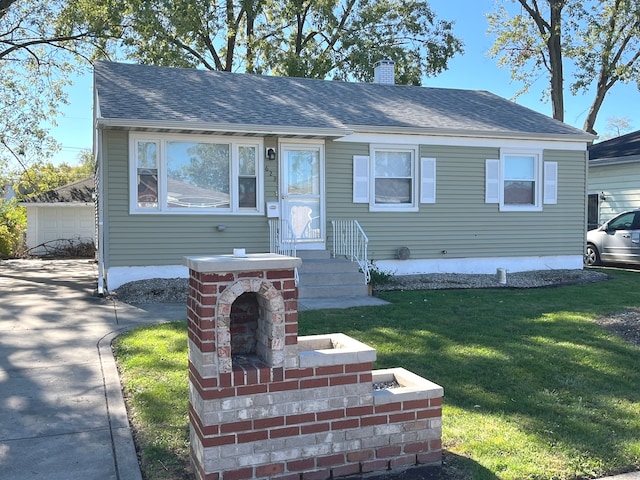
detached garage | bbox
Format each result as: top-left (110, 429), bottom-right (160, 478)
top-left (20, 177), bottom-right (96, 256)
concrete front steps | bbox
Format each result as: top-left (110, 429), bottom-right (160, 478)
top-left (296, 250), bottom-right (369, 299)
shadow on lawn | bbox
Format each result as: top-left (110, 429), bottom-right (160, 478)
top-left (298, 280), bottom-right (640, 477)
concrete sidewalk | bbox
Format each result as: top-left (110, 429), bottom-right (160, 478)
top-left (0, 258), bottom-right (638, 480)
top-left (0, 259), bottom-right (185, 480)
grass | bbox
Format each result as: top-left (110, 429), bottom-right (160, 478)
top-left (113, 268), bottom-right (640, 480)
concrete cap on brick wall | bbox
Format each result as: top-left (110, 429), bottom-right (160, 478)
top-left (184, 253), bottom-right (302, 273)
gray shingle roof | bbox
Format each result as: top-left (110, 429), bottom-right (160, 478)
top-left (589, 130), bottom-right (640, 161)
top-left (94, 61), bottom-right (591, 139)
top-left (22, 176), bottom-right (95, 204)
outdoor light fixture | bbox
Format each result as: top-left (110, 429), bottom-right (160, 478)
top-left (599, 192), bottom-right (607, 201)
top-left (266, 148), bottom-right (276, 161)
top-left (216, 225), bottom-right (226, 232)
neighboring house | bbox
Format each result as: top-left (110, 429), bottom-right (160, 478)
top-left (20, 176), bottom-right (96, 255)
top-left (94, 60), bottom-right (594, 293)
top-left (588, 130), bottom-right (640, 229)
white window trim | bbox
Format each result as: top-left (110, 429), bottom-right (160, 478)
top-left (129, 133), bottom-right (264, 215)
top-left (369, 144), bottom-right (419, 212)
top-left (499, 148), bottom-right (543, 212)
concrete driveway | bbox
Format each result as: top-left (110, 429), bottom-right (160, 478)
top-left (0, 259), bottom-right (185, 480)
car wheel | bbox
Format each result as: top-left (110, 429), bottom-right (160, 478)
top-left (585, 244), bottom-right (601, 266)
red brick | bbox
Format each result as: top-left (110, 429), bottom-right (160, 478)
top-left (375, 402), bottom-right (402, 413)
top-left (272, 367), bottom-right (284, 381)
top-left (389, 411), bottom-right (415, 423)
top-left (417, 408), bottom-right (442, 419)
top-left (301, 468), bottom-right (331, 480)
top-left (317, 453), bottom-right (345, 467)
top-left (202, 435), bottom-right (236, 447)
top-left (316, 409), bottom-right (344, 421)
top-left (361, 459), bottom-right (389, 473)
top-left (300, 377), bottom-right (328, 389)
top-left (236, 384), bottom-right (268, 396)
top-left (359, 372), bottom-right (372, 383)
top-left (271, 474), bottom-right (300, 480)
top-left (286, 413), bottom-right (315, 425)
top-left (219, 373), bottom-right (232, 387)
top-left (266, 270), bottom-right (295, 279)
top-left (220, 420), bottom-right (252, 434)
top-left (246, 367), bottom-right (258, 384)
top-left (285, 335), bottom-right (297, 345)
top-left (417, 451), bottom-right (442, 465)
top-left (270, 426), bottom-right (299, 438)
top-left (315, 365), bottom-right (343, 376)
top-left (200, 387), bottom-right (236, 400)
top-left (331, 463), bottom-right (361, 478)
top-left (301, 422), bottom-right (330, 434)
top-left (254, 416), bottom-right (284, 429)
top-left (404, 399), bottom-right (430, 410)
top-left (223, 467), bottom-right (253, 480)
top-left (404, 442), bottom-right (429, 454)
top-left (238, 270), bottom-right (264, 278)
top-left (237, 430), bottom-right (268, 443)
top-left (345, 362), bottom-right (372, 373)
top-left (329, 374), bottom-right (359, 386)
top-left (285, 323), bottom-right (298, 334)
top-left (233, 370), bottom-right (245, 386)
top-left (429, 397), bottom-right (443, 407)
top-left (346, 406), bottom-right (374, 417)
top-left (269, 380), bottom-right (299, 392)
top-left (360, 415), bottom-right (388, 427)
top-left (430, 439), bottom-right (442, 450)
top-left (376, 446), bottom-right (401, 458)
top-left (331, 418), bottom-right (359, 430)
top-left (256, 463), bottom-right (284, 477)
top-left (281, 290), bottom-right (297, 300)
top-left (288, 458), bottom-right (315, 471)
top-left (346, 449), bottom-right (374, 462)
top-left (259, 367), bottom-right (271, 383)
top-left (390, 454), bottom-right (417, 469)
top-left (285, 368), bottom-right (314, 379)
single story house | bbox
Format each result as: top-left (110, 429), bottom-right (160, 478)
top-left (20, 176), bottom-right (96, 255)
top-left (93, 60), bottom-right (594, 294)
top-left (588, 130), bottom-right (640, 229)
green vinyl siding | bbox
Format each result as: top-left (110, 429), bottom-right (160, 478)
top-left (589, 161), bottom-right (640, 220)
top-left (103, 130), bottom-right (273, 268)
top-left (325, 141), bottom-right (586, 262)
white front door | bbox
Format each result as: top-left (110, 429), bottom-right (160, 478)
top-left (280, 143), bottom-right (325, 249)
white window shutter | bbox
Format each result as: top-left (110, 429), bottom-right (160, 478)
top-left (420, 157), bottom-right (436, 203)
top-left (544, 161), bottom-right (558, 204)
top-left (485, 159), bottom-right (500, 203)
top-left (353, 155), bottom-right (370, 203)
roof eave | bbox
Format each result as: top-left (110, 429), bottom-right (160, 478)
top-left (589, 154), bottom-right (640, 167)
top-left (347, 125), bottom-right (595, 143)
top-left (95, 117), bottom-right (354, 139)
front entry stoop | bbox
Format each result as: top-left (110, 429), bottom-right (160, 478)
top-left (296, 250), bottom-right (369, 299)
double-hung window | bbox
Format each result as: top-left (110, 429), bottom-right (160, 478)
top-left (130, 134), bottom-right (262, 214)
top-left (485, 148), bottom-right (557, 211)
top-left (353, 145), bottom-right (422, 211)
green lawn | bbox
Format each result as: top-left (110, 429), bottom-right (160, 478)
top-left (114, 268), bottom-right (640, 480)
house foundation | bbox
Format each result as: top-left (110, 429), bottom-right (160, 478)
top-left (184, 253), bottom-right (443, 480)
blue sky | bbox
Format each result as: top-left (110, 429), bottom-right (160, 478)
top-left (48, 0), bottom-right (640, 166)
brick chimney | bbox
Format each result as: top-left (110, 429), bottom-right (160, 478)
top-left (373, 59), bottom-right (395, 84)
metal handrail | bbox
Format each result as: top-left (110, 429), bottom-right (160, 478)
top-left (331, 220), bottom-right (370, 284)
top-left (268, 218), bottom-right (299, 285)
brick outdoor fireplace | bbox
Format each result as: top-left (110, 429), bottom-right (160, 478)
top-left (184, 253), bottom-right (443, 480)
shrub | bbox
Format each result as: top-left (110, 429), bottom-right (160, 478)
top-left (0, 199), bottom-right (26, 258)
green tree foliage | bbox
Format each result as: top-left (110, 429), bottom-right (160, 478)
top-left (488, 0), bottom-right (640, 133)
top-left (0, 0), bottom-right (105, 175)
top-left (0, 198), bottom-right (26, 257)
top-left (14, 161), bottom-right (90, 198)
top-left (73, 0), bottom-right (462, 85)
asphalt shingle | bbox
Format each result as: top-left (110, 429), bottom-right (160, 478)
top-left (95, 61), bottom-right (590, 138)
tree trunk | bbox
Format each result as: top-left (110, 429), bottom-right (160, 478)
top-left (548, 0), bottom-right (565, 122)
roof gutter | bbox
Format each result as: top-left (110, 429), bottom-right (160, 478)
top-left (95, 117), bottom-right (354, 138)
top-left (347, 125), bottom-right (596, 143)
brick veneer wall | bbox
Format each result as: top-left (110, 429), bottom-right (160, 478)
top-left (184, 254), bottom-right (443, 480)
